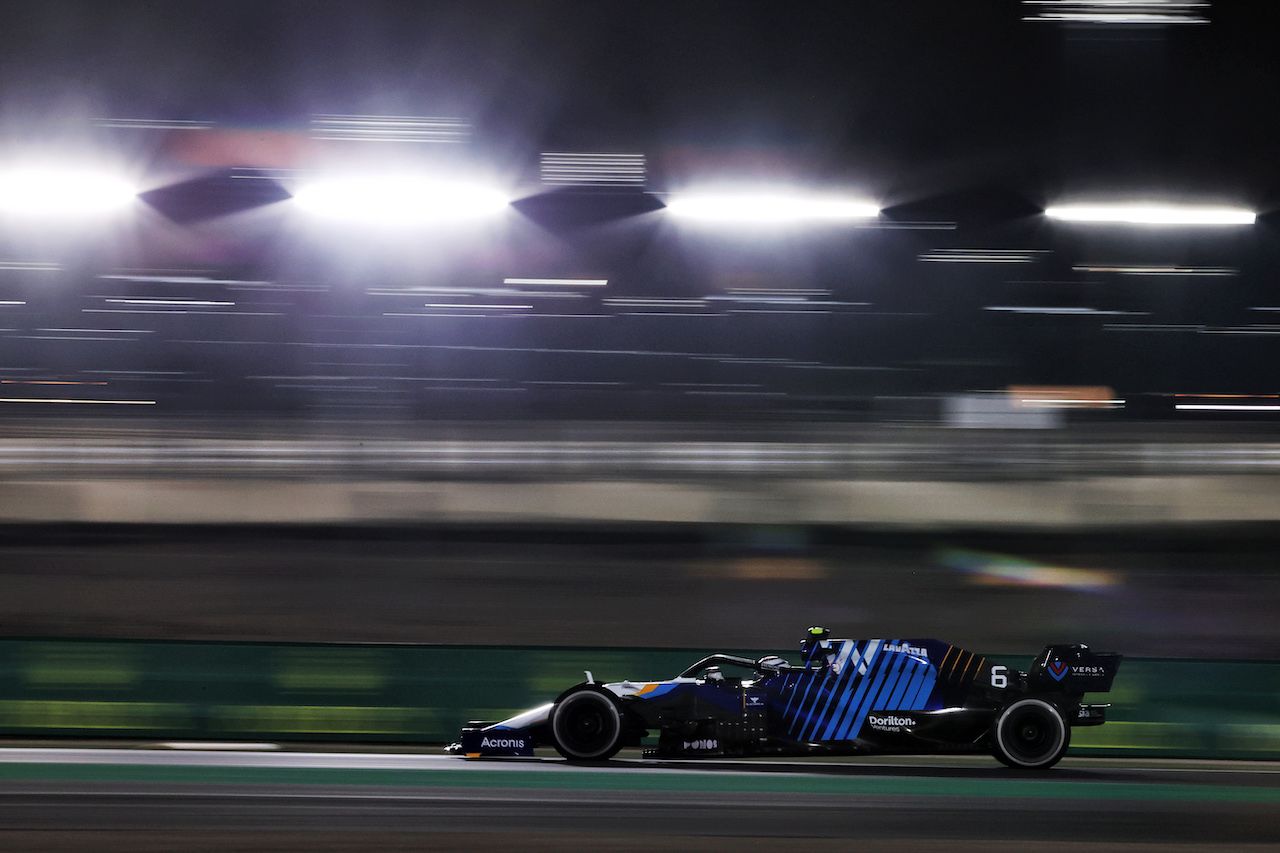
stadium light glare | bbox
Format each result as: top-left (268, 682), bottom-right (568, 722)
top-left (0, 166), bottom-right (137, 218)
top-left (664, 191), bottom-right (880, 224)
top-left (290, 174), bottom-right (510, 226)
top-left (1045, 204), bottom-right (1256, 226)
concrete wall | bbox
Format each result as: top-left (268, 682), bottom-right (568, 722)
top-left (0, 474), bottom-right (1277, 527)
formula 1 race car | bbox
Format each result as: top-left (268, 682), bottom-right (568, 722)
top-left (447, 628), bottom-right (1121, 770)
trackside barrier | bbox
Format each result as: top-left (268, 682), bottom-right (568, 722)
top-left (0, 639), bottom-right (1274, 759)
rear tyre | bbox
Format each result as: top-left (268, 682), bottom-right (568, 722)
top-left (551, 688), bottom-right (624, 761)
top-left (992, 698), bottom-right (1070, 769)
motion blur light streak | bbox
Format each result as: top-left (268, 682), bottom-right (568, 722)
top-left (502, 278), bottom-right (608, 287)
top-left (38, 328), bottom-right (151, 334)
top-left (1022, 0), bottom-right (1210, 25)
top-left (10, 336), bottom-right (137, 342)
top-left (310, 114), bottom-right (470, 143)
top-left (0, 398), bottom-right (156, 405)
top-left (1177, 404), bottom-right (1280, 411)
top-left (1104, 323), bottom-right (1203, 331)
top-left (82, 370), bottom-right (191, 376)
top-left (1017, 398), bottom-right (1125, 407)
top-left (160, 737), bottom-right (280, 742)
top-left (93, 118), bottom-right (214, 131)
top-left (0, 261), bottom-right (60, 271)
top-left (664, 192), bottom-right (879, 224)
top-left (0, 379), bottom-right (107, 384)
top-left (1009, 386), bottom-right (1124, 409)
top-left (291, 174), bottom-right (509, 225)
top-left (104, 299), bottom-right (234, 307)
top-left (1199, 327), bottom-right (1280, 336)
top-left (985, 306), bottom-right (1141, 315)
top-left (99, 274), bottom-right (271, 285)
top-left (85, 310), bottom-right (284, 316)
top-left (540, 152), bottom-right (645, 186)
top-left (731, 288), bottom-right (830, 296)
top-left (919, 249), bottom-right (1046, 263)
top-left (420, 304), bottom-right (534, 310)
top-left (0, 166), bottom-right (137, 218)
top-left (1074, 265), bottom-right (1237, 276)
top-left (375, 287), bottom-right (584, 300)
top-left (1045, 204), bottom-right (1255, 225)
top-left (604, 298), bottom-right (707, 307)
top-left (938, 548), bottom-right (1120, 593)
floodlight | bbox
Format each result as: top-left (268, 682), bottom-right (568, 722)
top-left (664, 191), bottom-right (879, 224)
top-left (0, 166), bottom-right (137, 218)
top-left (290, 173), bottom-right (510, 226)
top-left (1045, 204), bottom-right (1255, 226)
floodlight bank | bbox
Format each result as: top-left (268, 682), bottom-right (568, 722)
top-left (1046, 204), bottom-right (1255, 225)
top-left (666, 193), bottom-right (880, 223)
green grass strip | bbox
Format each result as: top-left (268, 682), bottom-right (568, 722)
top-left (0, 763), bottom-right (1275, 803)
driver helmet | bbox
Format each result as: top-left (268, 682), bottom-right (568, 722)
top-left (800, 626), bottom-right (830, 664)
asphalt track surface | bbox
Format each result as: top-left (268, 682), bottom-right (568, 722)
top-left (0, 748), bottom-right (1276, 851)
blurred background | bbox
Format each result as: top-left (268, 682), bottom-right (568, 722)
top-left (0, 1), bottom-right (1276, 755)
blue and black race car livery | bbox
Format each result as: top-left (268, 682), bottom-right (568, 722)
top-left (448, 627), bottom-right (1121, 770)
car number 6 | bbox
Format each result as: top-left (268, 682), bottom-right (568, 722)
top-left (991, 665), bottom-right (1008, 689)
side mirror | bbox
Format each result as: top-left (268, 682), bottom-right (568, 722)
top-left (755, 655), bottom-right (791, 673)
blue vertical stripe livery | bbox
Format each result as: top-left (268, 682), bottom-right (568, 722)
top-left (778, 638), bottom-right (951, 743)
top-left (884, 657), bottom-right (918, 710)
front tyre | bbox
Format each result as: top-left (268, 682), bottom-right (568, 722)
top-left (992, 698), bottom-right (1070, 769)
top-left (551, 688), bottom-right (624, 761)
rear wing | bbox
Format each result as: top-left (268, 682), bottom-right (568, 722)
top-left (1028, 644), bottom-right (1122, 694)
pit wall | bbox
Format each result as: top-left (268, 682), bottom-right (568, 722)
top-left (4, 475), bottom-right (1280, 527)
top-left (0, 638), bottom-right (1274, 760)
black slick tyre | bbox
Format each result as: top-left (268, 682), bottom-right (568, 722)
top-left (551, 688), bottom-right (624, 761)
top-left (992, 698), bottom-right (1070, 769)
